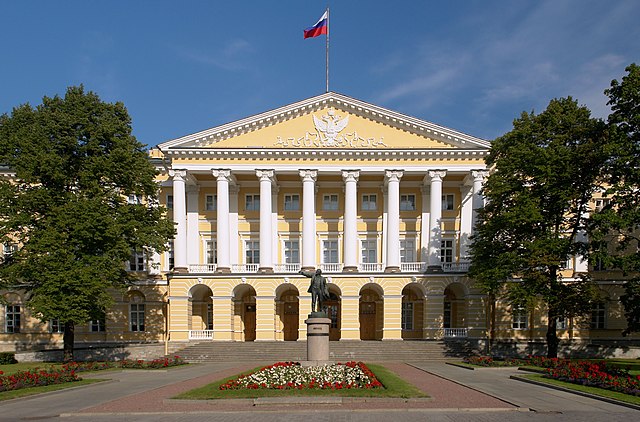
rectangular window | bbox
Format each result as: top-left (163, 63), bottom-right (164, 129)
top-left (443, 302), bottom-right (451, 329)
top-left (400, 194), bottom-right (416, 211)
top-left (595, 198), bottom-right (611, 212)
top-left (400, 239), bottom-right (416, 263)
top-left (440, 239), bottom-right (454, 263)
top-left (5, 305), bottom-right (20, 333)
top-left (128, 194), bottom-right (142, 204)
top-left (284, 194), bottom-right (300, 211)
top-left (284, 240), bottom-right (300, 264)
top-left (3, 243), bottom-right (17, 259)
top-left (168, 242), bottom-right (174, 270)
top-left (130, 304), bottom-right (145, 332)
top-left (512, 306), bottom-right (528, 329)
top-left (129, 249), bottom-right (146, 271)
top-left (361, 240), bottom-right (377, 263)
top-left (401, 302), bottom-right (414, 330)
top-left (91, 319), bottom-right (106, 332)
top-left (323, 240), bottom-right (339, 264)
top-left (245, 194), bottom-right (260, 211)
top-left (322, 194), bottom-right (339, 211)
top-left (205, 194), bottom-right (217, 211)
top-left (50, 319), bottom-right (64, 334)
top-left (591, 303), bottom-right (606, 329)
top-left (206, 240), bottom-right (217, 265)
top-left (362, 194), bottom-right (377, 211)
top-left (556, 317), bottom-right (568, 330)
top-left (442, 194), bottom-right (455, 210)
top-left (166, 194), bottom-right (173, 210)
top-left (245, 240), bottom-right (260, 264)
top-left (207, 303), bottom-right (213, 330)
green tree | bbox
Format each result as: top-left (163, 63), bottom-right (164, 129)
top-left (469, 97), bottom-right (607, 358)
top-left (589, 64), bottom-right (640, 335)
top-left (0, 86), bottom-right (174, 361)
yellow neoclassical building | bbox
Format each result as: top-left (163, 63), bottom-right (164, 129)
top-left (1, 92), bottom-right (636, 357)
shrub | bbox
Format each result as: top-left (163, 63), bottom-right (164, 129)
top-left (0, 353), bottom-right (18, 365)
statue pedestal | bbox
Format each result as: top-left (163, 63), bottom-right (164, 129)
top-left (305, 316), bottom-right (331, 363)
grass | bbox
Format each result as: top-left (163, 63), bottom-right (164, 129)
top-left (174, 363), bottom-right (427, 399)
top-left (0, 362), bottom-right (64, 375)
top-left (520, 373), bottom-right (640, 406)
top-left (0, 378), bottom-right (105, 401)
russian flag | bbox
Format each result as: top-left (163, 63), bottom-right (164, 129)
top-left (304, 11), bottom-right (328, 39)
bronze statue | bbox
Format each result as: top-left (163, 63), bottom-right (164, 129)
top-left (299, 269), bottom-right (330, 314)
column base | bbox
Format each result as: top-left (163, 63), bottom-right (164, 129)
top-left (172, 267), bottom-right (189, 274)
top-left (215, 267), bottom-right (231, 274)
top-left (342, 266), bottom-right (358, 273)
top-left (384, 266), bottom-right (401, 273)
top-left (257, 267), bottom-right (274, 274)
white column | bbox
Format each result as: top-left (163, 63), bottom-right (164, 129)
top-left (459, 180), bottom-right (473, 260)
top-left (385, 170), bottom-right (403, 273)
top-left (299, 170), bottom-right (317, 270)
top-left (256, 169), bottom-right (275, 273)
top-left (427, 170), bottom-right (446, 269)
top-left (471, 170), bottom-right (488, 230)
top-left (229, 185), bottom-right (239, 267)
top-left (342, 170), bottom-right (359, 272)
top-left (212, 169), bottom-right (231, 273)
top-left (420, 185), bottom-right (430, 262)
top-left (169, 169), bottom-right (187, 272)
top-left (186, 185), bottom-right (199, 267)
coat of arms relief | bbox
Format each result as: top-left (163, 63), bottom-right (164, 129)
top-left (274, 108), bottom-right (387, 148)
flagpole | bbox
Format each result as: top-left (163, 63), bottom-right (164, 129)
top-left (326, 6), bottom-right (330, 93)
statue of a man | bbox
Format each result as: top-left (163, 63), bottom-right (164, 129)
top-left (299, 269), bottom-right (330, 314)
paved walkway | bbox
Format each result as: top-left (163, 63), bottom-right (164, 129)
top-left (0, 361), bottom-right (636, 421)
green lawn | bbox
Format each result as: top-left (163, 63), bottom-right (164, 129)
top-left (0, 362), bottom-right (63, 375)
top-left (174, 363), bottom-right (427, 399)
top-left (520, 374), bottom-right (640, 406)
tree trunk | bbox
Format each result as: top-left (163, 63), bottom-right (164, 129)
top-left (546, 310), bottom-right (559, 358)
top-left (63, 321), bottom-right (75, 362)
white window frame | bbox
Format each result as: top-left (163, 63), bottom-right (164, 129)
top-left (205, 239), bottom-right (217, 265)
top-left (284, 194), bottom-right (300, 211)
top-left (512, 306), bottom-right (528, 330)
top-left (442, 194), bottom-right (455, 210)
top-left (401, 301), bottom-right (414, 330)
top-left (130, 299), bottom-right (145, 332)
top-left (205, 194), bottom-right (217, 211)
top-left (400, 194), bottom-right (416, 211)
top-left (90, 319), bottom-right (106, 332)
top-left (360, 239), bottom-right (377, 263)
top-left (128, 194), bottom-right (142, 204)
top-left (283, 239), bottom-right (300, 264)
top-left (400, 238), bottom-right (416, 263)
top-left (50, 319), bottom-right (64, 334)
top-left (245, 194), bottom-right (260, 211)
top-left (322, 194), bottom-right (339, 211)
top-left (361, 194), bottom-right (377, 211)
top-left (440, 239), bottom-right (454, 263)
top-left (322, 239), bottom-right (339, 264)
top-left (5, 305), bottom-right (20, 333)
top-left (245, 240), bottom-right (260, 264)
top-left (129, 249), bottom-right (146, 271)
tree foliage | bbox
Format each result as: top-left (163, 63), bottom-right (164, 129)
top-left (589, 63), bottom-right (640, 335)
top-left (0, 86), bottom-right (174, 360)
top-left (469, 97), bottom-right (607, 357)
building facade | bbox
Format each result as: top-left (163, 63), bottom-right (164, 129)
top-left (1, 92), bottom-right (636, 355)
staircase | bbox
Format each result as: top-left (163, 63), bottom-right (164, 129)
top-left (173, 340), bottom-right (474, 363)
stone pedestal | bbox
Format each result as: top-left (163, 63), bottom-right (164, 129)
top-left (305, 316), bottom-right (331, 363)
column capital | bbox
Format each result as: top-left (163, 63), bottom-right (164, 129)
top-left (169, 169), bottom-right (187, 181)
top-left (341, 170), bottom-right (360, 183)
top-left (299, 169), bottom-right (318, 182)
top-left (212, 169), bottom-right (232, 180)
top-left (384, 170), bottom-right (403, 183)
top-left (471, 169), bottom-right (489, 182)
top-left (427, 170), bottom-right (447, 182)
top-left (256, 169), bottom-right (275, 183)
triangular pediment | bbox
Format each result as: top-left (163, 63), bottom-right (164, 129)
top-left (159, 92), bottom-right (490, 152)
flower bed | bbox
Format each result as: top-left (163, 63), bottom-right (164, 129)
top-left (0, 368), bottom-right (79, 391)
top-left (462, 356), bottom-right (521, 367)
top-left (219, 361), bottom-right (383, 390)
top-left (120, 356), bottom-right (186, 369)
top-left (544, 360), bottom-right (640, 397)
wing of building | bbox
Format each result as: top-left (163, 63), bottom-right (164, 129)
top-left (2, 92), bottom-right (634, 359)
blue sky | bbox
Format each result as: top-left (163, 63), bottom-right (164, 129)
top-left (1, 1), bottom-right (639, 146)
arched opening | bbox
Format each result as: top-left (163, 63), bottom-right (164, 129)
top-left (401, 283), bottom-right (425, 339)
top-left (359, 284), bottom-right (383, 340)
top-left (127, 291), bottom-right (146, 333)
top-left (189, 284), bottom-right (213, 335)
top-left (232, 284), bottom-right (257, 342)
top-left (325, 284), bottom-right (341, 341)
top-left (276, 284), bottom-right (299, 341)
top-left (444, 282), bottom-right (467, 335)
